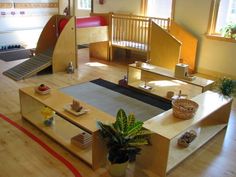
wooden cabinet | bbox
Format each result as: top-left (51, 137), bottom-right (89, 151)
top-left (137, 91), bottom-right (233, 177)
top-left (19, 87), bottom-right (115, 169)
top-left (127, 63), bottom-right (214, 99)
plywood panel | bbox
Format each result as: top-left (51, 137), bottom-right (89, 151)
top-left (149, 22), bottom-right (181, 70)
top-left (52, 16), bottom-right (77, 72)
top-left (35, 15), bottom-right (58, 55)
top-left (76, 26), bottom-right (108, 45)
top-left (0, 3), bottom-right (12, 8)
top-left (169, 21), bottom-right (198, 73)
top-left (15, 3), bottom-right (58, 8)
top-left (89, 41), bottom-right (109, 60)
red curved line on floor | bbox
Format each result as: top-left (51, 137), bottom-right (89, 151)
top-left (0, 113), bottom-right (82, 177)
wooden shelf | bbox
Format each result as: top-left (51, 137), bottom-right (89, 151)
top-left (128, 80), bottom-right (201, 100)
top-left (23, 111), bottom-right (92, 165)
top-left (127, 63), bottom-right (214, 98)
top-left (129, 63), bottom-right (214, 89)
top-left (167, 122), bottom-right (226, 171)
top-left (19, 87), bottom-right (114, 169)
top-left (136, 91), bottom-right (232, 177)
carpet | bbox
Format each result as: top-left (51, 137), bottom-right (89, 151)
top-left (60, 79), bottom-right (171, 121)
top-left (0, 113), bottom-right (82, 177)
top-left (0, 49), bottom-right (31, 62)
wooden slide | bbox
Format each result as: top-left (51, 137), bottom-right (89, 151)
top-left (3, 15), bottom-right (77, 81)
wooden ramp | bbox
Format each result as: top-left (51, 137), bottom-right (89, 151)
top-left (2, 15), bottom-right (77, 81)
top-left (3, 53), bottom-right (52, 81)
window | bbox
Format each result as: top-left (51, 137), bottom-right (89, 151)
top-left (141, 0), bottom-right (174, 19)
top-left (208, 0), bottom-right (236, 39)
top-left (78, 0), bottom-right (91, 10)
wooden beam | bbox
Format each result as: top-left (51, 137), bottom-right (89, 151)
top-left (14, 3), bottom-right (58, 9)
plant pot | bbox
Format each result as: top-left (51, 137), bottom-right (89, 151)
top-left (108, 160), bottom-right (128, 177)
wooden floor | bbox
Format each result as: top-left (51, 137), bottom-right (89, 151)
top-left (0, 48), bottom-right (235, 177)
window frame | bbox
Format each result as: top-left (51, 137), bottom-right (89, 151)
top-left (140, 0), bottom-right (175, 20)
top-left (207, 0), bottom-right (236, 42)
top-left (77, 0), bottom-right (91, 10)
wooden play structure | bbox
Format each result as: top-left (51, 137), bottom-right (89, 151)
top-left (3, 12), bottom-right (198, 80)
top-left (3, 15), bottom-right (77, 81)
top-left (88, 13), bottom-right (198, 72)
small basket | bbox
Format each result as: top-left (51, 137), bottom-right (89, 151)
top-left (172, 99), bottom-right (199, 119)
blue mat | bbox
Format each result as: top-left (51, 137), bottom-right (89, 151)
top-left (60, 79), bottom-right (171, 121)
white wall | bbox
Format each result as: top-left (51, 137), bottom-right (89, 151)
top-left (174, 0), bottom-right (236, 79)
top-left (93, 0), bottom-right (141, 15)
top-left (0, 0), bottom-right (58, 48)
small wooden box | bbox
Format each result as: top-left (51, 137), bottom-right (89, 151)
top-left (175, 63), bottom-right (188, 79)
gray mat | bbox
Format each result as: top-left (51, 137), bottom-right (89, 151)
top-left (0, 49), bottom-right (31, 62)
top-left (60, 82), bottom-right (165, 121)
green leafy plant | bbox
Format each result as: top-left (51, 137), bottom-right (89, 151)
top-left (220, 23), bottom-right (236, 39)
top-left (97, 109), bottom-right (152, 164)
top-left (217, 77), bottom-right (236, 97)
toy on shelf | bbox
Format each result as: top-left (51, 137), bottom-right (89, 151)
top-left (139, 80), bottom-right (152, 92)
top-left (64, 99), bottom-right (88, 116)
top-left (71, 99), bottom-right (83, 112)
top-left (177, 130), bottom-right (197, 147)
top-left (35, 84), bottom-right (51, 95)
top-left (71, 132), bottom-right (92, 149)
top-left (41, 106), bottom-right (55, 126)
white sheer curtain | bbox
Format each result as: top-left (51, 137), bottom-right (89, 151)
top-left (147, 0), bottom-right (172, 18)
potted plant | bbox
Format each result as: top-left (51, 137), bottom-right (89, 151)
top-left (97, 108), bottom-right (152, 177)
top-left (216, 77), bottom-right (236, 97)
top-left (220, 23), bottom-right (236, 39)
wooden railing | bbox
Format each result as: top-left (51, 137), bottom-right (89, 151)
top-left (110, 13), bottom-right (170, 55)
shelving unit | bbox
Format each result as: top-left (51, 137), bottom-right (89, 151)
top-left (136, 91), bottom-right (233, 177)
top-left (127, 63), bottom-right (214, 99)
top-left (19, 87), bottom-right (115, 169)
top-left (19, 85), bottom-right (233, 176)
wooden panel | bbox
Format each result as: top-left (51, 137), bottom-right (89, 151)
top-left (89, 41), bottom-right (109, 60)
top-left (76, 26), bottom-right (108, 45)
top-left (15, 3), bottom-right (58, 9)
top-left (136, 134), bottom-right (170, 177)
top-left (35, 15), bottom-right (58, 55)
top-left (0, 3), bottom-right (12, 8)
top-left (169, 21), bottom-right (198, 73)
top-left (52, 16), bottom-right (77, 72)
top-left (150, 22), bottom-right (181, 70)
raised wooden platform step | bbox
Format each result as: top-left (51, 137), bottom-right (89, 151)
top-left (3, 53), bottom-right (52, 81)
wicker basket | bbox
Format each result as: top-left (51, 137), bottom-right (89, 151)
top-left (172, 99), bottom-right (199, 119)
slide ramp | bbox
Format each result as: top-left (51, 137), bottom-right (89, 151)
top-left (3, 53), bottom-right (52, 81)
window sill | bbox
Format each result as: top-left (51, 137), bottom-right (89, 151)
top-left (206, 34), bottom-right (236, 43)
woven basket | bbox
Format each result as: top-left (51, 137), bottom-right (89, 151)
top-left (172, 99), bottom-right (199, 119)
